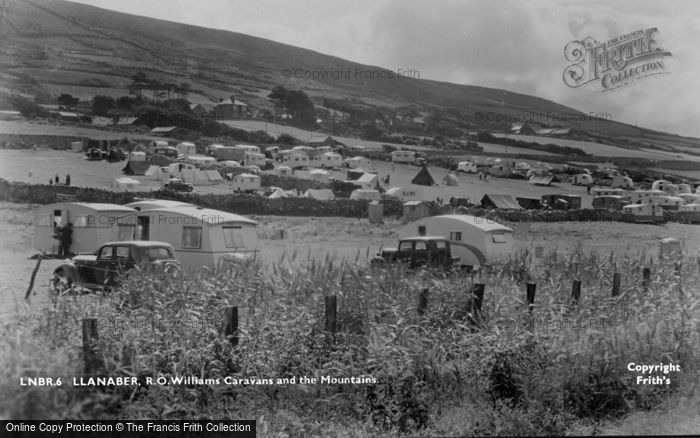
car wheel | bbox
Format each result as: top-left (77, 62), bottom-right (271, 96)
top-left (49, 270), bottom-right (73, 295)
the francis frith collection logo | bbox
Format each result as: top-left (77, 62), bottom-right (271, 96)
top-left (563, 27), bottom-right (672, 92)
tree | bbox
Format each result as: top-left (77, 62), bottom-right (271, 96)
top-left (92, 95), bottom-right (115, 116)
top-left (9, 96), bottom-right (49, 119)
top-left (57, 93), bottom-right (79, 108)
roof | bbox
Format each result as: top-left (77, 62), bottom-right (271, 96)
top-left (101, 240), bottom-right (175, 249)
top-left (356, 173), bottom-right (378, 184)
top-left (125, 200), bottom-right (193, 209)
top-left (216, 98), bottom-right (248, 106)
top-left (529, 175), bottom-right (554, 185)
top-left (403, 201), bottom-right (427, 206)
top-left (58, 111), bottom-right (79, 118)
top-left (400, 236), bottom-right (449, 242)
top-left (481, 194), bottom-right (523, 209)
top-left (41, 202), bottom-right (136, 213)
top-left (150, 126), bottom-right (177, 133)
top-left (114, 177), bottom-right (140, 184)
top-left (130, 206), bottom-right (257, 225)
top-left (435, 215), bottom-right (513, 232)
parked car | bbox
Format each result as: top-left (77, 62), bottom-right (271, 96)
top-left (371, 236), bottom-right (459, 269)
top-left (164, 178), bottom-right (194, 192)
top-left (49, 241), bottom-right (182, 294)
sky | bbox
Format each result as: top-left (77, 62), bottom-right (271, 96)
top-left (70, 0), bottom-right (700, 137)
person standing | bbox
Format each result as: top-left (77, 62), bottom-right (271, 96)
top-left (55, 174), bottom-right (60, 184)
top-left (58, 223), bottom-right (73, 258)
top-left (65, 174), bottom-right (71, 186)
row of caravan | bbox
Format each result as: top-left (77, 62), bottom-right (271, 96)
top-left (34, 201), bottom-right (258, 270)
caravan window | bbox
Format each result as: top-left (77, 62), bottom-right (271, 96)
top-left (36, 215), bottom-right (52, 227)
top-left (223, 226), bottom-right (245, 248)
top-left (182, 227), bottom-right (202, 249)
top-left (449, 231), bottom-right (462, 241)
top-left (492, 233), bottom-right (507, 243)
top-left (73, 216), bottom-right (88, 228)
top-left (118, 225), bottom-right (135, 241)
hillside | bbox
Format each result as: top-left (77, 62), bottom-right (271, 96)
top-left (1, 0), bottom-right (699, 150)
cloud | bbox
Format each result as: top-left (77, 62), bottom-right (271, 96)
top-left (70, 0), bottom-right (700, 136)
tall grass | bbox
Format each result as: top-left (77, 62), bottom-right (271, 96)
top-left (1, 248), bottom-right (698, 436)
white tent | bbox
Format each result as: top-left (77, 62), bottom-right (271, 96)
top-left (112, 177), bottom-right (141, 192)
top-left (204, 170), bottom-right (224, 184)
top-left (305, 189), bottom-right (335, 200)
top-left (145, 165), bottom-right (164, 181)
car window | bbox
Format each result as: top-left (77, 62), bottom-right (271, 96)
top-left (98, 246), bottom-right (113, 260)
top-left (115, 246), bottom-right (130, 260)
top-left (398, 241), bottom-right (413, 251)
top-left (414, 241), bottom-right (427, 251)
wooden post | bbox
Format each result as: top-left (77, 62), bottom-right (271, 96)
top-left (526, 282), bottom-right (536, 312)
top-left (279, 229), bottom-right (285, 239)
top-left (571, 280), bottom-right (581, 306)
top-left (611, 272), bottom-right (621, 297)
top-left (82, 318), bottom-right (99, 374)
top-left (25, 254), bottom-right (43, 300)
top-left (642, 267), bottom-right (651, 290)
top-left (223, 306), bottom-right (239, 346)
top-left (417, 287), bottom-right (429, 316)
top-left (324, 295), bottom-right (337, 333)
top-left (469, 283), bottom-right (485, 327)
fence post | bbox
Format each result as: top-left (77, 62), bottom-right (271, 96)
top-left (417, 287), bottom-right (429, 316)
top-left (469, 283), bottom-right (485, 328)
top-left (611, 272), bottom-right (621, 297)
top-left (571, 280), bottom-right (581, 306)
top-left (642, 267), bottom-right (651, 290)
top-left (25, 254), bottom-right (43, 300)
top-left (324, 295), bottom-right (337, 333)
top-left (82, 318), bottom-right (100, 374)
top-left (526, 282), bottom-right (536, 312)
top-left (223, 306), bottom-right (239, 346)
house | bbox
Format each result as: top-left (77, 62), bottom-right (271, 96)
top-left (411, 166), bottom-right (436, 186)
top-left (592, 196), bottom-right (630, 211)
top-left (213, 95), bottom-right (248, 120)
top-left (176, 142), bottom-right (197, 156)
top-left (304, 189), bottom-right (335, 200)
top-left (189, 103), bottom-right (214, 118)
top-left (677, 204), bottom-right (700, 223)
top-left (125, 199), bottom-right (194, 211)
top-left (282, 152), bottom-right (310, 168)
top-left (622, 204), bottom-right (665, 223)
top-left (457, 161), bottom-right (477, 173)
top-left (480, 194), bottom-right (523, 210)
top-left (510, 122), bottom-right (543, 135)
top-left (308, 136), bottom-right (343, 148)
top-left (649, 196), bottom-right (685, 210)
top-left (345, 156), bottom-right (371, 169)
top-left (391, 150), bottom-right (416, 163)
top-left (350, 189), bottom-right (381, 201)
top-left (402, 201), bottom-right (431, 222)
top-left (110, 206), bottom-right (258, 270)
top-left (232, 173), bottom-right (261, 192)
top-left (312, 152), bottom-right (343, 168)
top-left (112, 177), bottom-right (141, 192)
top-left (33, 203), bottom-right (136, 255)
top-left (571, 174), bottom-right (594, 186)
top-left (385, 187), bottom-right (421, 201)
top-left (122, 160), bottom-right (151, 176)
top-left (352, 173), bottom-right (379, 190)
top-left (244, 152), bottom-right (266, 167)
top-left (398, 214), bottom-right (515, 268)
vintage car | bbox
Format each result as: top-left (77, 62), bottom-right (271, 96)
top-left (371, 236), bottom-right (459, 269)
top-left (163, 178), bottom-right (194, 192)
top-left (49, 241), bottom-right (182, 294)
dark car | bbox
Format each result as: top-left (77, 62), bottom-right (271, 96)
top-left (49, 241), bottom-right (182, 294)
top-left (164, 178), bottom-right (194, 192)
top-left (372, 236), bottom-right (459, 269)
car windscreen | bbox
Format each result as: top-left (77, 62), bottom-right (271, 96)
top-left (131, 246), bottom-right (174, 263)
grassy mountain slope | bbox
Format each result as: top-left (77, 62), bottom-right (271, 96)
top-left (1, 0), bottom-right (698, 149)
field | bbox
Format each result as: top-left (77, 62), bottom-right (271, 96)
top-left (492, 133), bottom-right (700, 162)
top-left (0, 120), bottom-right (165, 142)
